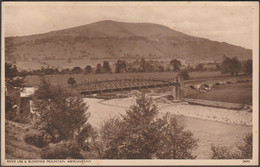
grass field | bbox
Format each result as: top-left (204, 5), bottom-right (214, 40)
top-left (186, 82), bottom-right (252, 105)
top-left (24, 71), bottom-right (221, 87)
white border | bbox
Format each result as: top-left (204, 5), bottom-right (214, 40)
top-left (1, 1), bottom-right (259, 166)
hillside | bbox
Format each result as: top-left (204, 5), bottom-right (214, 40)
top-left (5, 20), bottom-right (252, 63)
top-left (5, 121), bottom-right (41, 159)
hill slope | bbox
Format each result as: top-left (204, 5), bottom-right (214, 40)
top-left (5, 20), bottom-right (252, 63)
top-left (5, 121), bottom-right (41, 159)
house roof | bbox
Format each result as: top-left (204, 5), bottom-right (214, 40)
top-left (20, 87), bottom-right (36, 98)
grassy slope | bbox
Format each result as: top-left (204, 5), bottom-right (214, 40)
top-left (186, 82), bottom-right (252, 105)
top-left (5, 121), bottom-right (41, 159)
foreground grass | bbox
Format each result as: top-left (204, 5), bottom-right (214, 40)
top-left (186, 82), bottom-right (252, 105)
top-left (5, 121), bottom-right (41, 159)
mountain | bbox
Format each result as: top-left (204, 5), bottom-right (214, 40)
top-left (5, 20), bottom-right (252, 64)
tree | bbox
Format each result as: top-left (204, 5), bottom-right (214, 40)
top-left (155, 114), bottom-right (198, 159)
top-left (170, 59), bottom-right (181, 72)
top-left (5, 62), bottom-right (24, 87)
top-left (177, 70), bottom-right (190, 80)
top-left (195, 63), bottom-right (204, 71)
top-left (243, 59), bottom-right (252, 75)
top-left (115, 60), bottom-right (126, 73)
top-left (95, 63), bottom-right (102, 74)
top-left (33, 79), bottom-right (92, 150)
top-left (67, 58), bottom-right (72, 63)
top-left (221, 56), bottom-right (241, 76)
top-left (84, 65), bottom-right (92, 74)
top-left (5, 62), bottom-right (18, 79)
top-left (157, 65), bottom-right (164, 72)
top-left (102, 61), bottom-right (111, 73)
top-left (211, 133), bottom-right (252, 159)
top-left (99, 95), bottom-right (198, 159)
top-left (67, 77), bottom-right (77, 86)
top-left (71, 67), bottom-right (82, 74)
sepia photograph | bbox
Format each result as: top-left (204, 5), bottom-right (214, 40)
top-left (1, 1), bottom-right (259, 166)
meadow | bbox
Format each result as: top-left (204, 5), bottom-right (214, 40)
top-left (186, 82), bottom-right (252, 105)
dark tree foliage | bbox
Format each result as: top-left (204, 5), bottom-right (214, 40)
top-left (5, 62), bottom-right (24, 87)
top-left (5, 62), bottom-right (18, 79)
top-left (84, 65), bottom-right (92, 74)
top-left (71, 67), bottom-right (83, 74)
top-left (170, 59), bottom-right (181, 72)
top-left (177, 70), bottom-right (190, 80)
top-left (243, 59), bottom-right (252, 75)
top-left (221, 56), bottom-right (242, 76)
top-left (99, 95), bottom-right (198, 159)
top-left (155, 114), bottom-right (198, 159)
top-left (195, 63), bottom-right (204, 71)
top-left (102, 61), bottom-right (111, 73)
top-left (238, 133), bottom-right (252, 159)
top-left (115, 60), bottom-right (126, 73)
top-left (95, 63), bottom-right (102, 74)
top-left (33, 78), bottom-right (91, 144)
top-left (61, 68), bottom-right (71, 74)
top-left (67, 77), bottom-right (77, 86)
top-left (157, 65), bottom-right (164, 72)
top-left (211, 133), bottom-right (252, 159)
top-left (41, 140), bottom-right (84, 159)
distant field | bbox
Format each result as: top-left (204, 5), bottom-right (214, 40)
top-left (186, 82), bottom-right (252, 105)
top-left (24, 71), bottom-right (221, 87)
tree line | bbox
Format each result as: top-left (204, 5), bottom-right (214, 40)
top-left (7, 56), bottom-right (252, 78)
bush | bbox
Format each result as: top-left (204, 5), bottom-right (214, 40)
top-left (177, 70), bottom-right (190, 80)
top-left (41, 140), bottom-right (84, 159)
top-left (99, 95), bottom-right (198, 159)
top-left (210, 133), bottom-right (252, 159)
top-left (24, 130), bottom-right (52, 148)
top-left (211, 145), bottom-right (240, 159)
top-left (67, 77), bottom-right (77, 86)
top-left (238, 133), bottom-right (252, 159)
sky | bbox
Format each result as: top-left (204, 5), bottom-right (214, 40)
top-left (3, 2), bottom-right (257, 49)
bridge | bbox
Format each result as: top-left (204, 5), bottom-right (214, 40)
top-left (76, 78), bottom-right (180, 95)
top-left (75, 75), bottom-right (251, 101)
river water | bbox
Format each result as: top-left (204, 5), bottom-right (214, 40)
top-left (84, 98), bottom-right (252, 159)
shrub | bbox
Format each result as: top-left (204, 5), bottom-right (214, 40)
top-left (24, 130), bottom-right (52, 148)
top-left (238, 133), bottom-right (252, 159)
top-left (67, 77), bottom-right (77, 86)
top-left (211, 145), bottom-right (240, 159)
top-left (177, 70), bottom-right (190, 80)
top-left (41, 140), bottom-right (84, 159)
top-left (210, 133), bottom-right (252, 159)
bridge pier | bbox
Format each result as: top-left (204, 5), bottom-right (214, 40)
top-left (172, 77), bottom-right (184, 100)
